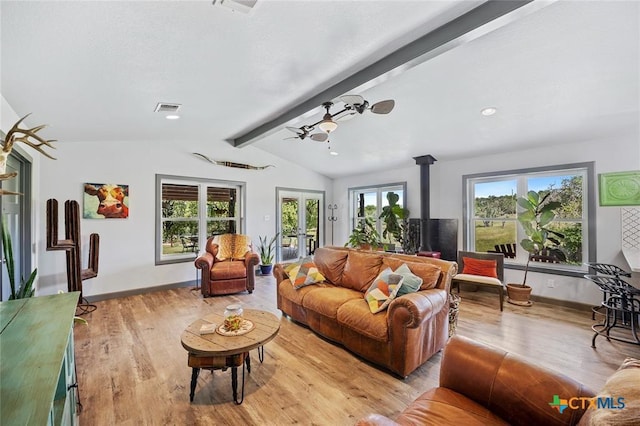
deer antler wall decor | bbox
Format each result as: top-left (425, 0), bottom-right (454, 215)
top-left (1, 113), bottom-right (57, 195)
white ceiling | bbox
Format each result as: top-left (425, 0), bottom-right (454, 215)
top-left (2, 1), bottom-right (638, 179)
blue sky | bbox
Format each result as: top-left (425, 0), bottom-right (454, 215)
top-left (475, 175), bottom-right (573, 198)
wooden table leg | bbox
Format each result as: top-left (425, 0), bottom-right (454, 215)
top-left (190, 367), bottom-right (200, 402)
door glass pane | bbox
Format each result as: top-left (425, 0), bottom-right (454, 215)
top-left (281, 197), bottom-right (299, 261)
top-left (161, 184), bottom-right (199, 257)
top-left (305, 198), bottom-right (320, 255)
top-left (1, 155), bottom-right (24, 301)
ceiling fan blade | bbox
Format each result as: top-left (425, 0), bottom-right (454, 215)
top-left (340, 94), bottom-right (364, 107)
top-left (286, 126), bottom-right (304, 134)
top-left (309, 133), bottom-right (328, 142)
top-left (370, 99), bottom-right (395, 114)
top-left (284, 136), bottom-right (301, 141)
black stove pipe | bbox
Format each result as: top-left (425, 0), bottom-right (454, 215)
top-left (413, 154), bottom-right (437, 252)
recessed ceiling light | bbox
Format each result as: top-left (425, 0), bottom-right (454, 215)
top-left (481, 107), bottom-right (497, 116)
top-left (166, 115), bottom-right (180, 120)
top-left (330, 151), bottom-right (339, 156)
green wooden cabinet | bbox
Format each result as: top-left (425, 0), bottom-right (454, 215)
top-left (0, 292), bottom-right (80, 425)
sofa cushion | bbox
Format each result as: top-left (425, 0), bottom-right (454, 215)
top-left (210, 260), bottom-right (247, 280)
top-left (337, 299), bottom-right (389, 342)
top-left (394, 263), bottom-right (423, 296)
top-left (313, 247), bottom-right (349, 285)
top-left (342, 250), bottom-right (384, 292)
top-left (395, 387), bottom-right (509, 426)
top-left (364, 268), bottom-right (404, 313)
top-left (283, 257), bottom-right (326, 289)
top-left (302, 287), bottom-right (363, 319)
top-left (278, 279), bottom-right (333, 307)
top-left (382, 258), bottom-right (441, 290)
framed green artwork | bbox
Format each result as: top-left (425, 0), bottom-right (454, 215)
top-left (599, 171), bottom-right (640, 206)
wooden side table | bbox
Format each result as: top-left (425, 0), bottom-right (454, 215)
top-left (180, 309), bottom-right (280, 404)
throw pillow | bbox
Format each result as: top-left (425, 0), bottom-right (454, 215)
top-left (462, 257), bottom-right (498, 278)
top-left (581, 357), bottom-right (640, 426)
top-left (364, 267), bottom-right (404, 314)
top-left (284, 257), bottom-right (326, 289)
top-left (394, 263), bottom-right (423, 296)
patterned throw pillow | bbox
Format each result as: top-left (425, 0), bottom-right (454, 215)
top-left (284, 257), bottom-right (326, 289)
top-left (364, 268), bottom-right (404, 314)
top-left (394, 263), bottom-right (424, 296)
top-left (462, 257), bottom-right (497, 278)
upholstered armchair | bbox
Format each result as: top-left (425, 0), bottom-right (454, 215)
top-left (194, 234), bottom-right (259, 297)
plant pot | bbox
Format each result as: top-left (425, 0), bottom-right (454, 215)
top-left (259, 264), bottom-right (273, 275)
top-left (506, 283), bottom-right (533, 307)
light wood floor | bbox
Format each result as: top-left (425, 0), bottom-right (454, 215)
top-left (74, 276), bottom-right (640, 425)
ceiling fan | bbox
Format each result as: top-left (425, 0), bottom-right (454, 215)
top-left (284, 94), bottom-right (395, 141)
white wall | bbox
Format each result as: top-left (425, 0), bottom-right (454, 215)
top-left (36, 137), bottom-right (331, 297)
top-left (333, 134), bottom-right (640, 306)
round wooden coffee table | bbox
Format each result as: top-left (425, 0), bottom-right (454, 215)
top-left (181, 308), bottom-right (280, 404)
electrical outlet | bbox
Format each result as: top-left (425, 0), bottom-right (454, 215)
top-left (546, 279), bottom-right (555, 288)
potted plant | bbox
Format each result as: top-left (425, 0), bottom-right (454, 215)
top-left (506, 190), bottom-right (566, 306)
top-left (345, 217), bottom-right (381, 250)
top-left (378, 192), bottom-right (409, 251)
top-left (257, 233), bottom-right (279, 275)
top-left (1, 220), bottom-right (36, 299)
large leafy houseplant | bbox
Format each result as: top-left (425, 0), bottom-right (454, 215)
top-left (378, 192), bottom-right (409, 245)
top-left (1, 220), bottom-right (36, 299)
top-left (515, 190), bottom-right (566, 288)
top-left (345, 217), bottom-right (381, 250)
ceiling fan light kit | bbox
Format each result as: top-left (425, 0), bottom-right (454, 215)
top-left (284, 94), bottom-right (395, 141)
top-left (318, 102), bottom-right (338, 133)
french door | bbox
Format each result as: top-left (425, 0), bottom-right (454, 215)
top-left (276, 189), bottom-right (324, 262)
top-left (1, 152), bottom-right (32, 301)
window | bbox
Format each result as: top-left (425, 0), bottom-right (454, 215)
top-left (156, 175), bottom-right (245, 265)
top-left (348, 182), bottom-right (407, 244)
top-left (463, 163), bottom-right (595, 276)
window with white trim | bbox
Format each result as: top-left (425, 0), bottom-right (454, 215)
top-left (348, 182), bottom-right (407, 244)
top-left (156, 175), bottom-right (245, 265)
top-left (463, 163), bottom-right (595, 276)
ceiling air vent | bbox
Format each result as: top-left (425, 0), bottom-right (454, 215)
top-left (212, 0), bottom-right (258, 14)
top-left (154, 103), bottom-right (181, 113)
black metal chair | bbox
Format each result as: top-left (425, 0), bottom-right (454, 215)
top-left (584, 274), bottom-right (640, 348)
top-left (584, 262), bottom-right (632, 319)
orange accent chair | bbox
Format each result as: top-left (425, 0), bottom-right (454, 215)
top-left (452, 251), bottom-right (505, 311)
top-left (194, 234), bottom-right (259, 297)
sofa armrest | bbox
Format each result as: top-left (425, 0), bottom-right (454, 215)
top-left (194, 252), bottom-right (214, 272)
top-left (273, 263), bottom-right (287, 284)
top-left (388, 288), bottom-right (448, 328)
top-left (244, 251), bottom-right (260, 292)
top-left (440, 336), bottom-right (594, 426)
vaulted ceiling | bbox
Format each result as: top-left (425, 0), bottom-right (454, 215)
top-left (2, 1), bottom-right (638, 178)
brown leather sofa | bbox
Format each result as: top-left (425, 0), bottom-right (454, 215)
top-left (274, 246), bottom-right (458, 377)
top-left (357, 335), bottom-right (595, 426)
top-left (194, 235), bottom-right (259, 297)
